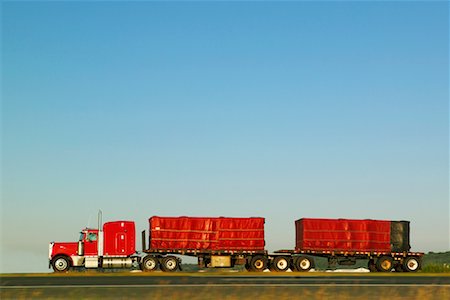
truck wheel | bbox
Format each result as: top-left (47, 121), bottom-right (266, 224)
top-left (403, 257), bottom-right (421, 272)
top-left (272, 256), bottom-right (290, 272)
top-left (161, 256), bottom-right (179, 272)
top-left (294, 256), bottom-right (314, 272)
top-left (249, 255), bottom-right (268, 272)
top-left (52, 256), bottom-right (71, 272)
top-left (376, 256), bottom-right (393, 272)
top-left (142, 255), bottom-right (159, 272)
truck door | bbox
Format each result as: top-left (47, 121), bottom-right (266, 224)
top-left (84, 231), bottom-right (99, 256)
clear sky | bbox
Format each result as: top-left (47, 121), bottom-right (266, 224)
top-left (1, 1), bottom-right (448, 273)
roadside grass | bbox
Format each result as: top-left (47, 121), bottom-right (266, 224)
top-left (422, 264), bottom-right (450, 273)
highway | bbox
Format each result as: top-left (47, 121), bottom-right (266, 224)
top-left (2, 273), bottom-right (450, 299)
top-left (2, 273), bottom-right (450, 286)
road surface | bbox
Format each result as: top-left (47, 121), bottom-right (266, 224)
top-left (2, 273), bottom-right (449, 299)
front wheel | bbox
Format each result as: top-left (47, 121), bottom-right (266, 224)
top-left (52, 256), bottom-right (71, 272)
top-left (161, 256), bottom-right (179, 272)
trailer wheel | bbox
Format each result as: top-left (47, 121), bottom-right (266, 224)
top-left (142, 255), bottom-right (159, 272)
top-left (294, 256), bottom-right (314, 272)
top-left (52, 255), bottom-right (71, 272)
top-left (249, 255), bottom-right (268, 272)
top-left (376, 256), bottom-right (393, 272)
top-left (403, 257), bottom-right (421, 272)
top-left (161, 256), bottom-right (179, 272)
top-left (272, 256), bottom-right (290, 272)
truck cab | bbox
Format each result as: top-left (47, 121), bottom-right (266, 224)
top-left (49, 221), bottom-right (138, 272)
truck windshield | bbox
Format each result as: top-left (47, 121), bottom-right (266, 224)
top-left (79, 232), bottom-right (84, 241)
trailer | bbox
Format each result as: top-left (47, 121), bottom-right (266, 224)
top-left (140, 216), bottom-right (267, 272)
top-left (269, 218), bottom-right (423, 273)
top-left (48, 213), bottom-right (423, 273)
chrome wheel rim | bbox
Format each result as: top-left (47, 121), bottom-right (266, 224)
top-left (55, 258), bottom-right (68, 271)
top-left (165, 258), bottom-right (177, 270)
top-left (276, 259), bottom-right (288, 270)
top-left (406, 259), bottom-right (419, 271)
top-left (299, 259), bottom-right (310, 270)
top-left (145, 258), bottom-right (156, 270)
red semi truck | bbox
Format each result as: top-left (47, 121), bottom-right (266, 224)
top-left (49, 213), bottom-right (423, 273)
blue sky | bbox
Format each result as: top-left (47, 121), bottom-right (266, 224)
top-left (1, 1), bottom-right (448, 273)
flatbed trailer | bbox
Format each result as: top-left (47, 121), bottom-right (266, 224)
top-left (140, 216), bottom-right (269, 272)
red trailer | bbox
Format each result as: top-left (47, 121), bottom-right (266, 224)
top-left (273, 218), bottom-right (423, 273)
top-left (141, 216), bottom-right (266, 271)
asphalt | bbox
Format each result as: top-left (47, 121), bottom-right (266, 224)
top-left (2, 273), bottom-right (450, 287)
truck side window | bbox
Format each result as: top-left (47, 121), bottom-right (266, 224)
top-left (87, 233), bottom-right (97, 242)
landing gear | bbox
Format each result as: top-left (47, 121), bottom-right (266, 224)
top-left (368, 259), bottom-right (377, 272)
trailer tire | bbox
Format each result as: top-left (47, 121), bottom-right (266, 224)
top-left (272, 256), bottom-right (290, 272)
top-left (142, 255), bottom-right (159, 272)
top-left (403, 257), bottom-right (421, 272)
top-left (161, 256), bottom-right (179, 272)
top-left (376, 256), bottom-right (393, 272)
top-left (294, 256), bottom-right (314, 272)
top-left (249, 255), bottom-right (268, 272)
top-left (52, 255), bottom-right (71, 272)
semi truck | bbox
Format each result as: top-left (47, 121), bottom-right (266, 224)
top-left (49, 212), bottom-right (423, 273)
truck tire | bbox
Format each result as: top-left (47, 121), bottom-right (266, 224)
top-left (403, 257), bottom-right (421, 272)
top-left (249, 255), bottom-right (268, 272)
top-left (161, 256), bottom-right (179, 272)
top-left (272, 256), bottom-right (290, 272)
top-left (142, 255), bottom-right (159, 272)
top-left (294, 256), bottom-right (314, 272)
top-left (52, 255), bottom-right (71, 272)
top-left (376, 256), bottom-right (393, 272)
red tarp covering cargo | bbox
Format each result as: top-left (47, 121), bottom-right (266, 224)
top-left (295, 218), bottom-right (391, 252)
top-left (149, 216), bottom-right (265, 251)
